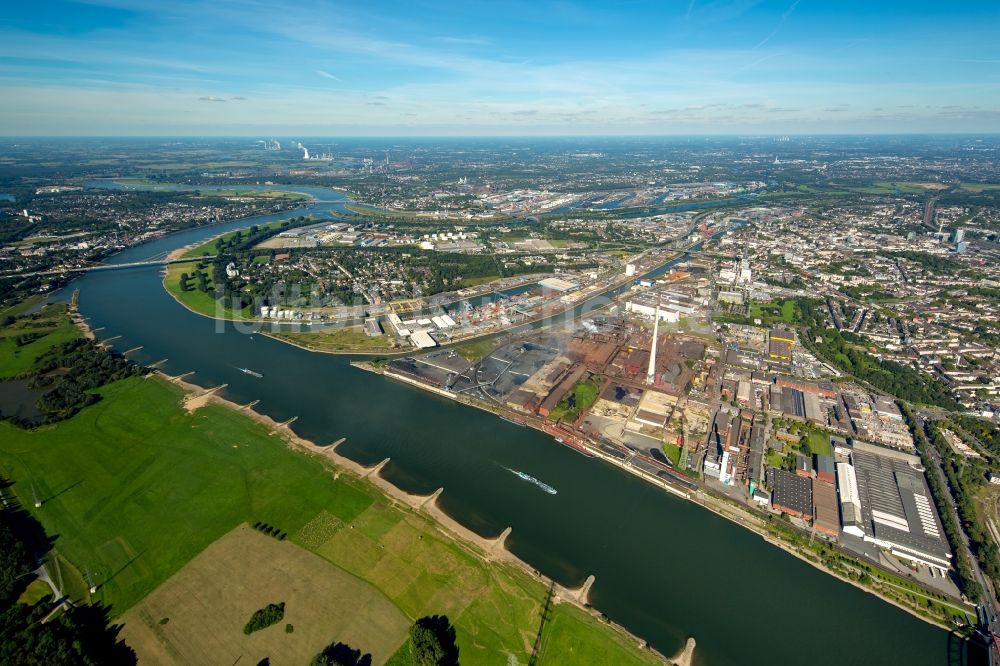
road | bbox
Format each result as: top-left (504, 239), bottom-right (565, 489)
top-left (917, 411), bottom-right (1000, 647)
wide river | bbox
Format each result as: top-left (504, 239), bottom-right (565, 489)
top-left (69, 184), bottom-right (954, 665)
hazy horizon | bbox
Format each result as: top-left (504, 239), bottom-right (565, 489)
top-left (2, 0), bottom-right (998, 136)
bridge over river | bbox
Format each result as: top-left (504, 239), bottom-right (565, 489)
top-left (3, 255), bottom-right (216, 279)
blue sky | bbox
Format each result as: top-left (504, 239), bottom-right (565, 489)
top-left (1, 0), bottom-right (998, 135)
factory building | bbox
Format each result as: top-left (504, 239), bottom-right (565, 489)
top-left (625, 289), bottom-right (707, 323)
top-left (850, 450), bottom-right (952, 571)
top-left (836, 461), bottom-right (865, 538)
top-left (625, 299), bottom-right (680, 323)
top-left (703, 411), bottom-right (731, 480)
top-left (386, 311), bottom-right (457, 349)
top-left (814, 455), bottom-right (836, 483)
top-left (409, 330), bottom-right (438, 349)
top-left (363, 318), bottom-right (383, 337)
top-left (768, 327), bottom-right (796, 362)
top-left (538, 277), bottom-right (578, 292)
top-left (812, 478), bottom-right (840, 538)
top-left (767, 468), bottom-right (813, 520)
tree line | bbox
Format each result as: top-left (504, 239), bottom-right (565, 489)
top-left (928, 419), bottom-right (1000, 594)
top-left (899, 403), bottom-right (982, 601)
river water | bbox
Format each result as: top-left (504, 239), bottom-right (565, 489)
top-left (67, 184), bottom-right (956, 666)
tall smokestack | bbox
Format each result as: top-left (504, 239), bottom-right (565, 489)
top-left (646, 299), bottom-right (660, 386)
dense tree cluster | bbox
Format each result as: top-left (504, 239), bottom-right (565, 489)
top-left (883, 250), bottom-right (962, 274)
top-left (206, 218), bottom-right (314, 261)
top-left (311, 641), bottom-right (372, 666)
top-left (22, 339), bottom-right (146, 424)
top-left (0, 601), bottom-right (136, 665)
top-left (409, 615), bottom-right (459, 666)
top-left (839, 285), bottom-right (898, 302)
top-left (243, 602), bottom-right (285, 635)
top-left (0, 513), bottom-right (34, 605)
top-left (953, 416), bottom-right (1000, 458)
top-left (899, 403), bottom-right (982, 601)
top-left (309, 615), bottom-right (460, 666)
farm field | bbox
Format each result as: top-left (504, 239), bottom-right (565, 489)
top-left (120, 525), bottom-right (409, 666)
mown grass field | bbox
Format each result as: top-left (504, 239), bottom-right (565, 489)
top-left (307, 500), bottom-right (660, 665)
top-left (17, 579), bottom-right (53, 606)
top-left (0, 303), bottom-right (81, 378)
top-left (801, 430), bottom-right (834, 457)
top-left (748, 299), bottom-right (801, 326)
top-left (120, 525), bottom-right (410, 665)
top-left (958, 182), bottom-right (1000, 193)
top-left (0, 372), bottom-right (663, 665)
top-left (0, 294), bottom-right (46, 317)
top-left (0, 377), bottom-right (376, 611)
top-left (459, 274), bottom-right (501, 287)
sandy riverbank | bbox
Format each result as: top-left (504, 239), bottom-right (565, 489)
top-left (157, 369), bottom-right (676, 663)
top-left (669, 638), bottom-right (696, 666)
top-left (165, 245), bottom-right (197, 262)
top-left (68, 296), bottom-right (95, 340)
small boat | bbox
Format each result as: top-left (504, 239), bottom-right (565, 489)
top-left (238, 367), bottom-right (263, 378)
top-left (504, 467), bottom-right (557, 495)
top-left (500, 415), bottom-right (525, 427)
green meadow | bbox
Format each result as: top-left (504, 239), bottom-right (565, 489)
top-left (0, 304), bottom-right (82, 378)
top-left (0, 364), bottom-right (662, 664)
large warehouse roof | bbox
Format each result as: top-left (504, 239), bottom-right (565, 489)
top-left (852, 450), bottom-right (951, 567)
top-left (767, 468), bottom-right (813, 518)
